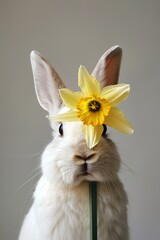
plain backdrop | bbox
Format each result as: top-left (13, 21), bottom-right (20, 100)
top-left (1, 0), bottom-right (160, 239)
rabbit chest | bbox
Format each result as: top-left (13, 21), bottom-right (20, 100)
top-left (19, 176), bottom-right (128, 240)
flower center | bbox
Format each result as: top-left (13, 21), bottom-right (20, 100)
top-left (76, 95), bottom-right (111, 126)
top-left (88, 100), bottom-right (101, 112)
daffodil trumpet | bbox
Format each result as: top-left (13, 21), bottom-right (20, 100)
top-left (49, 66), bottom-right (134, 148)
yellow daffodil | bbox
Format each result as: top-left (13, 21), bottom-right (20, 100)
top-left (49, 66), bottom-right (134, 148)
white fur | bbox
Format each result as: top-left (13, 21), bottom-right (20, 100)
top-left (19, 46), bottom-right (129, 240)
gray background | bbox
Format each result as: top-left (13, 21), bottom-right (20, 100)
top-left (1, 0), bottom-right (160, 239)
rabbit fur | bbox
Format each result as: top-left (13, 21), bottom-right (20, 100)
top-left (19, 46), bottom-right (129, 240)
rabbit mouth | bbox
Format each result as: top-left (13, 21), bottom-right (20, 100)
top-left (79, 163), bottom-right (89, 176)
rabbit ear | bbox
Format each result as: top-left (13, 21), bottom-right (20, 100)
top-left (91, 45), bottom-right (122, 87)
top-left (30, 51), bottom-right (65, 114)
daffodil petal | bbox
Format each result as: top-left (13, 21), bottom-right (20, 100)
top-left (48, 109), bottom-right (79, 122)
top-left (59, 88), bottom-right (82, 108)
top-left (101, 84), bottom-right (130, 106)
top-left (78, 66), bottom-right (101, 96)
top-left (104, 107), bottom-right (134, 134)
top-left (83, 125), bottom-right (103, 149)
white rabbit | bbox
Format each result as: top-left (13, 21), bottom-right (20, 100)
top-left (19, 46), bottom-right (129, 240)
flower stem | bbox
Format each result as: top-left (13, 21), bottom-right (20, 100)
top-left (89, 181), bottom-right (97, 240)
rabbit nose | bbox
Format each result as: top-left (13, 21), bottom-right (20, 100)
top-left (74, 142), bottom-right (96, 162)
top-left (74, 153), bottom-right (96, 161)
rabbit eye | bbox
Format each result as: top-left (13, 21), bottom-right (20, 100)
top-left (102, 124), bottom-right (107, 137)
top-left (59, 123), bottom-right (63, 136)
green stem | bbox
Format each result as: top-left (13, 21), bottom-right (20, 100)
top-left (89, 181), bottom-right (97, 240)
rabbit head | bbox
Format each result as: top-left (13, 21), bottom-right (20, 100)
top-left (30, 46), bottom-right (122, 187)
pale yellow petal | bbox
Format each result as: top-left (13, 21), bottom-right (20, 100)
top-left (101, 84), bottom-right (130, 106)
top-left (48, 109), bottom-right (79, 122)
top-left (83, 125), bottom-right (103, 149)
top-left (59, 88), bottom-right (82, 108)
top-left (78, 66), bottom-right (101, 96)
top-left (104, 107), bottom-right (134, 134)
